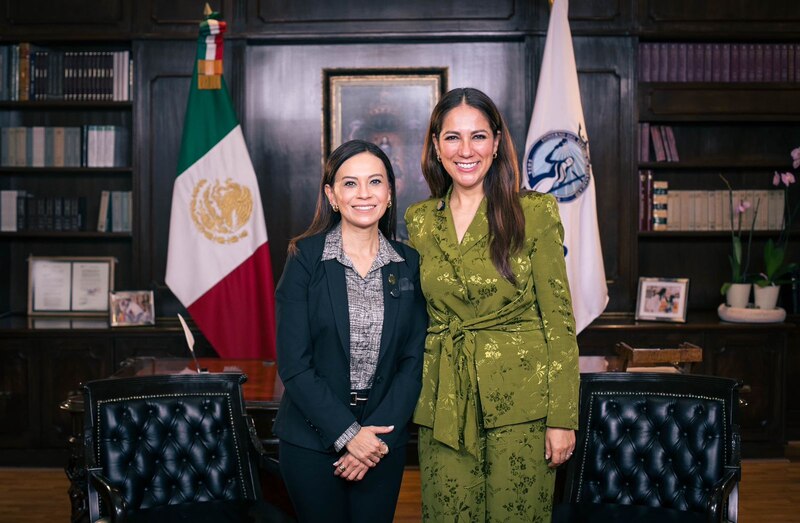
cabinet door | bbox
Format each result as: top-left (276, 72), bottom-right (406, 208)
top-left (40, 337), bottom-right (113, 449)
top-left (0, 0), bottom-right (133, 37)
top-left (0, 340), bottom-right (38, 448)
top-left (702, 330), bottom-right (785, 456)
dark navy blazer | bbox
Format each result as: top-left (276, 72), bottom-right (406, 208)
top-left (272, 232), bottom-right (427, 452)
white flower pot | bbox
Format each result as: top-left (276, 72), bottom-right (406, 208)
top-left (754, 284), bottom-right (781, 310)
top-left (725, 283), bottom-right (751, 308)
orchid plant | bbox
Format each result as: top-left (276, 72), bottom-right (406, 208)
top-left (755, 148), bottom-right (800, 287)
top-left (720, 174), bottom-right (759, 295)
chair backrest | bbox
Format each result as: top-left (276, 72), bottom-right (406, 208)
top-left (82, 373), bottom-right (261, 512)
top-left (562, 372), bottom-right (740, 514)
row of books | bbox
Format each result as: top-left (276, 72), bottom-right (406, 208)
top-left (0, 191), bottom-right (86, 232)
top-left (639, 42), bottom-right (800, 83)
top-left (97, 190), bottom-right (132, 233)
top-left (0, 44), bottom-right (132, 101)
top-left (0, 125), bottom-right (130, 168)
top-left (639, 123), bottom-right (679, 163)
top-left (638, 173), bottom-right (786, 232)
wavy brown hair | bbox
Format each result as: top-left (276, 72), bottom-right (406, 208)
top-left (288, 139), bottom-right (397, 254)
top-left (421, 87), bottom-right (524, 283)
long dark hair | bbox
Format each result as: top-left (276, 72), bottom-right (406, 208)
top-left (421, 87), bottom-right (525, 283)
top-left (288, 139), bottom-right (397, 253)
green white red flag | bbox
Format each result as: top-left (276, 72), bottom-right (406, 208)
top-left (166, 12), bottom-right (276, 359)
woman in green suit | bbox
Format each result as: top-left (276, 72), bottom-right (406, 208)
top-left (405, 87), bottom-right (579, 521)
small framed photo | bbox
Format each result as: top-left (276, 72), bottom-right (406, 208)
top-left (28, 256), bottom-right (115, 316)
top-left (109, 290), bottom-right (155, 327)
top-left (635, 277), bottom-right (690, 323)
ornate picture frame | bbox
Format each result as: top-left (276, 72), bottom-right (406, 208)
top-left (323, 67), bottom-right (447, 239)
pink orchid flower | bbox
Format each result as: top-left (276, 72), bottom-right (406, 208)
top-left (736, 200), bottom-right (751, 213)
top-left (774, 171), bottom-right (796, 187)
top-left (791, 146), bottom-right (800, 169)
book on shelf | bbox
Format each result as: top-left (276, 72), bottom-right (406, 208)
top-left (0, 125), bottom-right (128, 167)
top-left (0, 44), bottom-right (131, 101)
top-left (649, 125), bottom-right (667, 162)
top-left (662, 189), bottom-right (784, 231)
top-left (638, 42), bottom-right (800, 84)
top-left (652, 180), bottom-right (668, 231)
top-left (97, 190), bottom-right (132, 233)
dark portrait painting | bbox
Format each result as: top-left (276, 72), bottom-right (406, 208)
top-left (324, 68), bottom-right (447, 240)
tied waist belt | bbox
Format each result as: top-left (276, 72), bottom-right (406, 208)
top-left (427, 281), bottom-right (541, 460)
top-left (350, 389), bottom-right (370, 406)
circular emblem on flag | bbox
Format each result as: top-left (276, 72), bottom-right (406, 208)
top-left (525, 130), bottom-right (591, 203)
top-left (190, 178), bottom-right (252, 244)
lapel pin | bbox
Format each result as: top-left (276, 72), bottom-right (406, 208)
top-left (388, 274), bottom-right (397, 285)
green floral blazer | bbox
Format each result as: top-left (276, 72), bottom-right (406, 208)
top-left (405, 190), bottom-right (579, 458)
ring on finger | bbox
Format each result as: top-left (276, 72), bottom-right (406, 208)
top-left (338, 464), bottom-right (346, 472)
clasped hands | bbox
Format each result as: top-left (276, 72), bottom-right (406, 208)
top-left (333, 425), bottom-right (392, 481)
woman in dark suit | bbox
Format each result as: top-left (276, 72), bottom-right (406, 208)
top-left (273, 139), bottom-right (427, 523)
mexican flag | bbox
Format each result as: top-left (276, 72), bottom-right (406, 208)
top-left (166, 12), bottom-right (276, 359)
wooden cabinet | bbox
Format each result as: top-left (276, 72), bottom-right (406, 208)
top-left (0, 315), bottom-right (214, 466)
top-left (578, 312), bottom-right (794, 457)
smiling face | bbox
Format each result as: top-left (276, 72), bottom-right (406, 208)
top-left (324, 151), bottom-right (391, 233)
top-left (433, 103), bottom-right (500, 194)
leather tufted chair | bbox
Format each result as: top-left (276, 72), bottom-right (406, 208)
top-left (82, 373), bottom-right (295, 523)
top-left (552, 372), bottom-right (741, 523)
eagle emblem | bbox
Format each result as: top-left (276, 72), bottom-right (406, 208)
top-left (190, 178), bottom-right (252, 244)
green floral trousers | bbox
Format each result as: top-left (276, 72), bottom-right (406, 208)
top-left (418, 420), bottom-right (555, 523)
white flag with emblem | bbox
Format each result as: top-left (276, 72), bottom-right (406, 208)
top-left (522, 0), bottom-right (608, 333)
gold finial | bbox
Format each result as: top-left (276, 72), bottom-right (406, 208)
top-left (204, 3), bottom-right (213, 16)
top-left (548, 0), bottom-right (554, 7)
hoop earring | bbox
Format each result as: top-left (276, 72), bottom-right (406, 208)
top-left (331, 203), bottom-right (339, 212)
top-left (492, 152), bottom-right (498, 159)
top-left (387, 199), bottom-right (392, 208)
top-left (437, 155), bottom-right (441, 163)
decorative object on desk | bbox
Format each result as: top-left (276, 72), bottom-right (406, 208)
top-left (109, 290), bottom-right (154, 326)
top-left (753, 151), bottom-right (800, 309)
top-left (717, 303), bottom-right (786, 323)
top-left (177, 313), bottom-right (205, 373)
top-left (635, 277), bottom-right (689, 323)
top-left (27, 256), bottom-right (115, 317)
top-left (719, 174), bottom-right (759, 307)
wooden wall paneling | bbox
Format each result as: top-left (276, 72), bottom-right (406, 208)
top-left (0, 0), bottom-right (133, 39)
top-left (638, 0), bottom-right (800, 36)
top-left (0, 340), bottom-right (37, 448)
top-left (245, 39), bottom-right (528, 277)
top-left (245, 0), bottom-right (533, 35)
top-left (536, 0), bottom-right (635, 35)
top-left (569, 36), bottom-right (636, 312)
top-left (134, 0), bottom-right (238, 37)
top-left (40, 337), bottom-right (113, 449)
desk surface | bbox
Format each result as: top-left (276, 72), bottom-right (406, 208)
top-left (62, 358), bottom-right (284, 412)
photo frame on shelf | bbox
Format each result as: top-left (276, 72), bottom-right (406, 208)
top-left (322, 67), bottom-right (447, 240)
top-left (109, 290), bottom-right (155, 327)
top-left (635, 277), bottom-right (690, 323)
top-left (27, 256), bottom-right (115, 317)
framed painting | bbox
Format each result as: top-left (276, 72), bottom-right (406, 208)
top-left (323, 67), bottom-right (447, 239)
